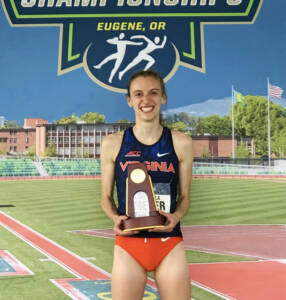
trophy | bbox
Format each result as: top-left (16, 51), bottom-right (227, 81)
top-left (122, 162), bottom-right (165, 232)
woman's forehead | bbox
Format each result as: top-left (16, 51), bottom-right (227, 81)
top-left (129, 76), bottom-right (161, 91)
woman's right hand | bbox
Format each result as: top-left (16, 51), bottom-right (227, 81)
top-left (113, 215), bottom-right (140, 236)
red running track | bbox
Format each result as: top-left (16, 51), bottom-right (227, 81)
top-left (0, 211), bottom-right (157, 290)
top-left (0, 211), bottom-right (109, 280)
top-left (190, 260), bottom-right (286, 300)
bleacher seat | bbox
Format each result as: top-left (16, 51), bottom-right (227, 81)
top-left (0, 159), bottom-right (40, 177)
top-left (41, 159), bottom-right (101, 176)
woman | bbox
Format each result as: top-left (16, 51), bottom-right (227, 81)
top-left (101, 70), bottom-right (193, 300)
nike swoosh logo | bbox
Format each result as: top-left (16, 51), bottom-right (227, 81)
top-left (157, 152), bottom-right (169, 157)
top-left (161, 237), bottom-right (170, 242)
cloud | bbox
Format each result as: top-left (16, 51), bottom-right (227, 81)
top-left (163, 96), bottom-right (286, 117)
top-left (163, 96), bottom-right (232, 117)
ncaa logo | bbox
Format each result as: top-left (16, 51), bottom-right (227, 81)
top-left (2, 0), bottom-right (263, 93)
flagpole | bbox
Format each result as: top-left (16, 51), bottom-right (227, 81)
top-left (232, 85), bottom-right (235, 160)
top-left (267, 77), bottom-right (271, 167)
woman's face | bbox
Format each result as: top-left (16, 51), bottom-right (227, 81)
top-left (127, 76), bottom-right (166, 122)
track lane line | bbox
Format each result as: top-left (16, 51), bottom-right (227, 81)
top-left (0, 211), bottom-right (109, 280)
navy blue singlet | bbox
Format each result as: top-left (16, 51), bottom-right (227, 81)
top-left (115, 127), bottom-right (182, 238)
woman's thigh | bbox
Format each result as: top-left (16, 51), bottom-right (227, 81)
top-left (112, 245), bottom-right (147, 300)
top-left (155, 242), bottom-right (191, 300)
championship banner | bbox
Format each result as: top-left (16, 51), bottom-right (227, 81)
top-left (1, 0), bottom-right (262, 92)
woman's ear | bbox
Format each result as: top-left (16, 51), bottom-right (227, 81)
top-left (127, 96), bottom-right (133, 107)
top-left (161, 94), bottom-right (167, 105)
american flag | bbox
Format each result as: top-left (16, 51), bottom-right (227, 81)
top-left (269, 82), bottom-right (284, 99)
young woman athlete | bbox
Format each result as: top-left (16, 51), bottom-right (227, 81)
top-left (100, 70), bottom-right (193, 300)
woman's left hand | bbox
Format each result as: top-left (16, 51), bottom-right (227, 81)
top-left (148, 210), bottom-right (180, 232)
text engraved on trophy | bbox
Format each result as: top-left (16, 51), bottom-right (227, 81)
top-left (133, 191), bottom-right (150, 218)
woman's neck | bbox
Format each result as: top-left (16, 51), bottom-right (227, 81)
top-left (133, 122), bottom-right (163, 145)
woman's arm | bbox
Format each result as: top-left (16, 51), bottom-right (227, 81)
top-left (100, 132), bottom-right (138, 235)
top-left (150, 130), bottom-right (193, 232)
top-left (172, 130), bottom-right (193, 221)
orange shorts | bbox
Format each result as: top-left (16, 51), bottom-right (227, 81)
top-left (115, 236), bottom-right (183, 272)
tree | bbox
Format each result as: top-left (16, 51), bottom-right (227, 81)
top-left (271, 128), bottom-right (286, 158)
top-left (55, 112), bottom-right (106, 124)
top-left (45, 144), bottom-right (57, 157)
top-left (80, 112), bottom-right (105, 123)
top-left (233, 144), bottom-right (251, 158)
top-left (3, 120), bottom-right (22, 128)
top-left (0, 148), bottom-right (7, 156)
top-left (55, 113), bottom-right (79, 124)
top-left (201, 147), bottom-right (210, 158)
top-left (232, 95), bottom-right (286, 156)
top-left (167, 121), bottom-right (186, 132)
top-left (116, 118), bottom-right (131, 123)
top-left (195, 115), bottom-right (232, 136)
top-left (163, 112), bottom-right (199, 134)
top-left (25, 145), bottom-right (36, 158)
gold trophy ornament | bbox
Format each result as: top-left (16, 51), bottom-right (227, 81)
top-left (122, 162), bottom-right (165, 232)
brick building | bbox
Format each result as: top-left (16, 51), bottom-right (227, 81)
top-left (192, 135), bottom-right (254, 158)
top-left (0, 118), bottom-right (254, 158)
top-left (0, 118), bottom-right (47, 155)
top-left (24, 118), bottom-right (48, 129)
top-left (0, 128), bottom-right (36, 155)
top-left (36, 122), bottom-right (131, 158)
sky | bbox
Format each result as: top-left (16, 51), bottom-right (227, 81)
top-left (0, 0), bottom-right (286, 124)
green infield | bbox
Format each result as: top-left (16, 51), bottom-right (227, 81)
top-left (0, 178), bottom-right (285, 299)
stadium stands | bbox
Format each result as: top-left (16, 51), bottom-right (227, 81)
top-left (193, 162), bottom-right (286, 176)
top-left (41, 159), bottom-right (101, 176)
top-left (0, 158), bottom-right (40, 177)
top-left (0, 158), bottom-right (285, 178)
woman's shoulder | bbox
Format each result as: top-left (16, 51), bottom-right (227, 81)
top-left (102, 131), bottom-right (125, 148)
top-left (170, 129), bottom-right (192, 145)
top-left (101, 131), bottom-right (125, 160)
top-left (170, 130), bottom-right (193, 161)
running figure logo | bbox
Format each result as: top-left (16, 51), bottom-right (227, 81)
top-left (93, 33), bottom-right (143, 83)
top-left (119, 35), bottom-right (167, 80)
top-left (94, 33), bottom-right (167, 83)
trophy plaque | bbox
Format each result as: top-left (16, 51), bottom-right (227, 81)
top-left (122, 162), bottom-right (165, 232)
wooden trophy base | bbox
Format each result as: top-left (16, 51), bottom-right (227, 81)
top-left (122, 214), bottom-right (165, 232)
